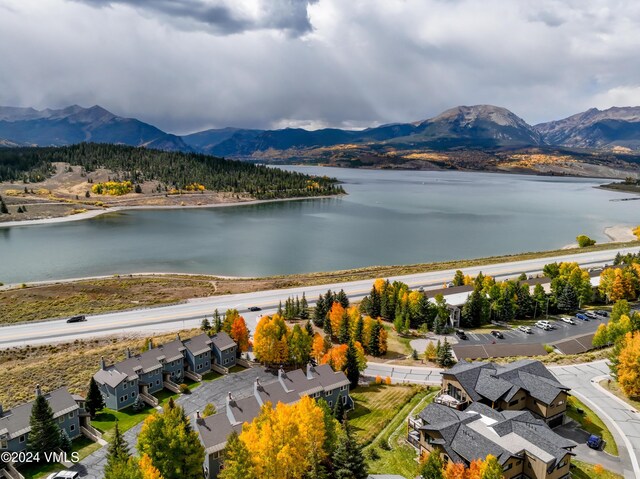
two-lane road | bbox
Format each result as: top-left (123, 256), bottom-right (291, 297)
top-left (0, 246), bottom-right (638, 349)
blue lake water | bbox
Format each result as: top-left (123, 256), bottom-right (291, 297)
top-left (1, 167), bottom-right (638, 283)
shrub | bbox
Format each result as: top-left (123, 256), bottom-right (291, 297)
top-left (384, 376), bottom-right (392, 385)
top-left (202, 403), bottom-right (216, 417)
top-left (378, 440), bottom-right (391, 451)
top-left (594, 464), bottom-right (604, 475)
top-left (543, 344), bottom-right (555, 353)
top-left (366, 447), bottom-right (380, 460)
top-left (375, 375), bottom-right (382, 385)
top-left (576, 235), bottom-right (596, 248)
top-left (179, 383), bottom-right (190, 394)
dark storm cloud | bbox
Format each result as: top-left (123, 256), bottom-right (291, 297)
top-left (75, 0), bottom-right (318, 36)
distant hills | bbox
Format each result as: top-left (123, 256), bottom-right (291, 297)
top-left (3, 104), bottom-right (640, 159)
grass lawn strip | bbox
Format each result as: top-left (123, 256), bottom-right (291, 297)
top-left (567, 396), bottom-right (618, 456)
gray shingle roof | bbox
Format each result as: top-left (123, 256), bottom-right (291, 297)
top-left (445, 359), bottom-right (568, 406)
top-left (416, 402), bottom-right (576, 467)
top-left (183, 333), bottom-right (213, 356)
top-left (210, 332), bottom-right (236, 351)
top-left (0, 388), bottom-right (79, 439)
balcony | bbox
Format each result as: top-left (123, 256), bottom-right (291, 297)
top-left (433, 392), bottom-right (467, 409)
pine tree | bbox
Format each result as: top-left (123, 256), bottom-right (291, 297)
top-left (338, 313), bottom-right (351, 344)
top-left (201, 317), bottom-right (211, 331)
top-left (337, 289), bottom-right (349, 308)
top-left (452, 269), bottom-right (465, 286)
top-left (86, 377), bottom-right (106, 418)
top-left (437, 339), bottom-right (454, 367)
top-left (323, 313), bottom-right (333, 336)
top-left (59, 429), bottom-right (72, 454)
top-left (369, 286), bottom-right (381, 318)
top-left (332, 421), bottom-right (367, 479)
top-left (105, 422), bottom-right (130, 475)
top-left (213, 309), bottom-right (222, 333)
top-left (305, 320), bottom-right (314, 337)
top-left (368, 320), bottom-right (381, 356)
top-left (277, 301), bottom-right (283, 316)
top-left (300, 293), bottom-right (309, 320)
top-left (333, 397), bottom-right (345, 422)
top-left (219, 431), bottom-right (255, 479)
top-left (344, 341), bottom-right (360, 389)
top-left (27, 391), bottom-right (62, 458)
top-left (314, 295), bottom-right (326, 327)
top-left (557, 283), bottom-right (579, 312)
top-left (353, 316), bottom-right (364, 345)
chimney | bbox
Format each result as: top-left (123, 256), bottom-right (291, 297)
top-left (35, 384), bottom-right (42, 397)
top-left (100, 356), bottom-right (106, 370)
top-left (226, 392), bottom-right (237, 425)
top-left (195, 410), bottom-right (204, 425)
top-left (278, 366), bottom-right (290, 392)
top-left (254, 379), bottom-right (263, 406)
top-left (306, 362), bottom-right (314, 380)
top-left (126, 348), bottom-right (132, 359)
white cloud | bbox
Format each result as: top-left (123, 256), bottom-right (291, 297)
top-left (0, 0), bottom-right (639, 132)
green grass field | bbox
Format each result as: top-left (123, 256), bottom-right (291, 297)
top-left (571, 459), bottom-right (623, 479)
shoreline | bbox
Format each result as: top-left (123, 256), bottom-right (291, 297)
top-left (0, 194), bottom-right (341, 229)
top-left (562, 224), bottom-right (636, 249)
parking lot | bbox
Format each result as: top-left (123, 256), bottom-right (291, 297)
top-left (459, 314), bottom-right (610, 346)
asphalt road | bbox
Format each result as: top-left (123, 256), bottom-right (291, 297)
top-left (0, 245), bottom-right (638, 349)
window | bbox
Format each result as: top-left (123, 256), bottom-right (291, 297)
top-left (557, 460), bottom-right (567, 469)
top-left (0, 439), bottom-right (7, 449)
top-left (59, 416), bottom-right (64, 423)
top-left (342, 395), bottom-right (347, 405)
top-left (205, 361), bottom-right (209, 367)
top-left (69, 411), bottom-right (74, 418)
top-left (123, 382), bottom-right (128, 390)
top-left (557, 400), bottom-right (564, 405)
top-left (341, 385), bottom-right (347, 391)
top-left (224, 358), bottom-right (229, 365)
top-left (19, 435), bottom-right (25, 443)
top-left (509, 400), bottom-right (519, 406)
top-left (124, 394), bottom-right (128, 401)
top-left (504, 462), bottom-right (512, 471)
top-left (130, 381), bottom-right (135, 387)
top-left (328, 401), bottom-right (333, 407)
top-left (156, 380), bottom-right (160, 385)
top-left (132, 392), bottom-right (136, 397)
top-left (70, 424), bottom-right (75, 432)
top-left (325, 389), bottom-right (331, 397)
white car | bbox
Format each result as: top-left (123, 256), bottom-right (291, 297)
top-left (535, 321), bottom-right (552, 331)
top-left (46, 472), bottom-right (79, 479)
top-left (518, 325), bottom-right (533, 334)
top-left (561, 317), bottom-right (575, 325)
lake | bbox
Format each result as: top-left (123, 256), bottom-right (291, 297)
top-left (1, 167), bottom-right (638, 284)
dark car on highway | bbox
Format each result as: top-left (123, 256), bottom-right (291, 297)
top-left (490, 330), bottom-right (504, 339)
top-left (455, 329), bottom-right (468, 340)
top-left (66, 315), bottom-right (86, 323)
top-left (248, 306), bottom-right (262, 312)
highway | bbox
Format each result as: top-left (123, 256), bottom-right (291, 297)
top-left (0, 245), bottom-right (638, 349)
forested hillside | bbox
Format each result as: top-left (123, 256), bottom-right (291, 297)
top-left (0, 143), bottom-right (344, 199)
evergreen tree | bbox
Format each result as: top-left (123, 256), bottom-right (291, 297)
top-left (333, 397), bottom-right (345, 422)
top-left (380, 282), bottom-right (392, 320)
top-left (437, 339), bottom-right (455, 368)
top-left (532, 284), bottom-right (547, 318)
top-left (369, 286), bottom-right (381, 318)
top-left (419, 451), bottom-right (444, 479)
top-left (104, 458), bottom-right (143, 479)
top-left (213, 309), bottom-right (222, 333)
top-left (305, 320), bottom-right (314, 337)
top-left (277, 301), bottom-right (283, 316)
top-left (59, 430), bottom-right (72, 454)
top-left (316, 399), bottom-right (339, 458)
top-left (452, 269), bottom-right (465, 287)
top-left (461, 287), bottom-right (489, 328)
top-left (516, 283), bottom-right (534, 318)
top-left (368, 320), bottom-right (381, 356)
top-left (105, 422), bottom-right (130, 475)
top-left (300, 293), bottom-right (309, 320)
top-left (86, 377), bottom-right (106, 418)
top-left (314, 294), bottom-right (326, 327)
top-left (332, 421), bottom-right (367, 479)
top-left (323, 313), bottom-right (333, 336)
top-left (557, 283), bottom-right (579, 312)
top-left (337, 289), bottom-right (349, 308)
top-left (27, 391), bottom-right (62, 458)
top-left (344, 341), bottom-right (360, 389)
top-left (201, 316), bottom-right (211, 331)
top-left (353, 316), bottom-right (364, 345)
top-left (338, 313), bottom-right (351, 344)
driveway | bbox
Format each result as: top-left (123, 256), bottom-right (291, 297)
top-left (71, 366), bottom-right (276, 478)
top-left (554, 420), bottom-right (624, 475)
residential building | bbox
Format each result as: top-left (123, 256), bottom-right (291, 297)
top-left (94, 332), bottom-right (237, 411)
top-left (436, 359), bottom-right (569, 427)
top-left (196, 363), bottom-right (353, 479)
top-left (0, 386), bottom-right (83, 455)
top-left (408, 402), bottom-right (576, 479)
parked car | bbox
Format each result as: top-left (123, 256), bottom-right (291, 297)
top-left (490, 330), bottom-right (504, 339)
top-left (561, 317), bottom-right (575, 325)
top-left (535, 321), bottom-right (552, 331)
top-left (417, 286), bottom-right (425, 292)
top-left (46, 472), bottom-right (80, 479)
top-left (446, 282), bottom-right (455, 288)
top-left (595, 310), bottom-right (610, 318)
top-left (248, 306), bottom-right (262, 312)
top-left (455, 329), bottom-right (468, 340)
top-left (66, 315), bottom-right (86, 323)
top-left (585, 311), bottom-right (598, 319)
top-left (586, 434), bottom-right (603, 450)
top-left (576, 313), bottom-right (589, 321)
top-left (518, 325), bottom-right (533, 334)
top-left (588, 267), bottom-right (603, 273)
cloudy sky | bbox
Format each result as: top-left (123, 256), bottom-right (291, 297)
top-left (1, 0), bottom-right (639, 133)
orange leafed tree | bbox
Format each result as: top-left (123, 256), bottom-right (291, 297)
top-left (311, 333), bottom-right (326, 361)
top-left (443, 462), bottom-right (466, 479)
top-left (321, 344), bottom-right (348, 370)
top-left (328, 302), bottom-right (346, 337)
top-left (139, 454), bottom-right (164, 479)
top-left (230, 316), bottom-right (250, 352)
top-left (617, 331), bottom-right (640, 397)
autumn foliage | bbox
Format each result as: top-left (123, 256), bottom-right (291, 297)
top-left (616, 331), bottom-right (640, 398)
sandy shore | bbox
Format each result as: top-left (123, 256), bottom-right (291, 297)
top-left (0, 195), bottom-right (339, 229)
top-left (562, 224), bottom-right (636, 249)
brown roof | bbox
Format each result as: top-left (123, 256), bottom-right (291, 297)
top-left (553, 333), bottom-right (597, 355)
top-left (452, 343), bottom-right (548, 360)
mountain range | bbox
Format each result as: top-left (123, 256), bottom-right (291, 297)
top-left (2, 104), bottom-right (640, 159)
